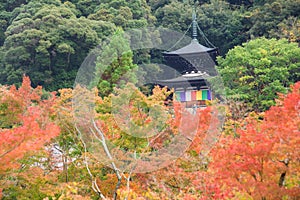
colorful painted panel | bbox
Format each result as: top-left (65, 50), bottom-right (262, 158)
top-left (191, 91), bottom-right (197, 101)
top-left (180, 92), bottom-right (186, 101)
top-left (196, 90), bottom-right (202, 100)
top-left (207, 90), bottom-right (212, 100)
top-left (175, 90), bottom-right (212, 102)
top-left (185, 91), bottom-right (191, 101)
top-left (202, 90), bottom-right (208, 100)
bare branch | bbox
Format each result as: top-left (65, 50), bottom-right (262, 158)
top-left (76, 126), bottom-right (106, 199)
top-left (91, 120), bottom-right (122, 200)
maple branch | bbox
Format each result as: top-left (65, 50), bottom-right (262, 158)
top-left (123, 170), bottom-right (133, 200)
top-left (76, 126), bottom-right (106, 199)
top-left (278, 158), bottom-right (289, 187)
top-left (91, 119), bottom-right (122, 200)
top-left (278, 171), bottom-right (286, 187)
top-left (0, 135), bottom-right (25, 159)
top-left (53, 144), bottom-right (63, 153)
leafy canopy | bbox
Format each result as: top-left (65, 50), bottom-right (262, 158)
top-left (217, 37), bottom-right (300, 111)
top-left (0, 76), bottom-right (60, 172)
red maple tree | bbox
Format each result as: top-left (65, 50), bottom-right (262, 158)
top-left (209, 82), bottom-right (300, 199)
top-left (0, 76), bottom-right (60, 171)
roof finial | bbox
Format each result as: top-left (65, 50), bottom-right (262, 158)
top-left (192, 4), bottom-right (197, 40)
top-left (192, 5), bottom-right (197, 40)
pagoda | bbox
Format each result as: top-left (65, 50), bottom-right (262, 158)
top-left (156, 8), bottom-right (218, 108)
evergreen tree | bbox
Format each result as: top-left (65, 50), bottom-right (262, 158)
top-left (94, 29), bottom-right (138, 97)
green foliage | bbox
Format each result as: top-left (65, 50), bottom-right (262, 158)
top-left (249, 0), bottom-right (300, 42)
top-left (148, 0), bottom-right (171, 10)
top-left (269, 16), bottom-right (300, 44)
top-left (0, 95), bottom-right (22, 129)
top-left (2, 182), bottom-right (47, 200)
top-left (94, 29), bottom-right (138, 97)
top-left (0, 1), bottom-right (115, 91)
top-left (155, 1), bottom-right (192, 32)
top-left (88, 0), bottom-right (155, 29)
top-left (217, 37), bottom-right (300, 111)
top-left (197, 0), bottom-right (248, 55)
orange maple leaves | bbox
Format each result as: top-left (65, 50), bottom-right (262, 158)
top-left (0, 76), bottom-right (60, 171)
top-left (209, 82), bottom-right (300, 199)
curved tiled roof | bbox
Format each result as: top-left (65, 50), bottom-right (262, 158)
top-left (163, 39), bottom-right (216, 55)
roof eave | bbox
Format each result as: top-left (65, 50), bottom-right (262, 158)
top-left (163, 47), bottom-right (218, 56)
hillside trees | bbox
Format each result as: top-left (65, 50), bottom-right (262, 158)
top-left (88, 0), bottom-right (155, 29)
top-left (0, 0), bottom-right (115, 91)
top-left (196, 0), bottom-right (248, 55)
top-left (217, 37), bottom-right (300, 111)
top-left (154, 1), bottom-right (192, 32)
top-left (88, 0), bottom-right (157, 80)
top-left (249, 0), bottom-right (300, 43)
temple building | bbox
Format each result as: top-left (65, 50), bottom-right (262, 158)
top-left (156, 8), bottom-right (218, 108)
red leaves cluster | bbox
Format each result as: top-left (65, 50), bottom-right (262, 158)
top-left (0, 76), bottom-right (60, 171)
top-left (209, 82), bottom-right (300, 199)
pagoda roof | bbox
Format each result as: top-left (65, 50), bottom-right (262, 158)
top-left (157, 73), bottom-right (208, 83)
top-left (163, 39), bottom-right (216, 55)
top-left (155, 72), bottom-right (210, 89)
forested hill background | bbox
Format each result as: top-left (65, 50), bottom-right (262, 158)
top-left (0, 0), bottom-right (299, 91)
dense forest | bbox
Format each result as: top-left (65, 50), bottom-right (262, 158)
top-left (0, 0), bottom-right (299, 91)
top-left (0, 0), bottom-right (299, 199)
